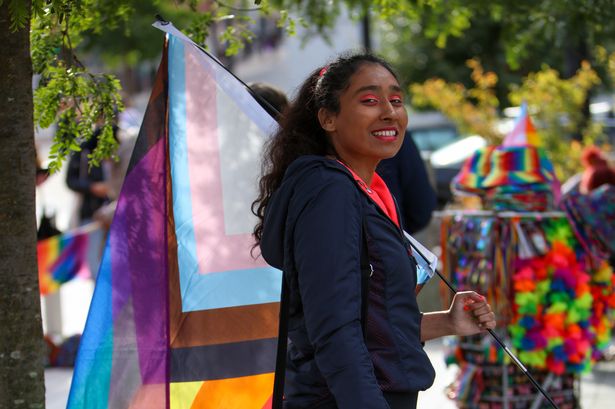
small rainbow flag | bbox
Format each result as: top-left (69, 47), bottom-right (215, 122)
top-left (37, 223), bottom-right (98, 295)
top-left (502, 102), bottom-right (540, 147)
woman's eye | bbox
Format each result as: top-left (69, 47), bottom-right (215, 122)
top-left (360, 95), bottom-right (379, 104)
top-left (389, 96), bottom-right (403, 105)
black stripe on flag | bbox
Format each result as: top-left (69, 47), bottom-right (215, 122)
top-left (170, 337), bottom-right (278, 382)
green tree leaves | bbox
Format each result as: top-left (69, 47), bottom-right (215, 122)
top-left (30, 0), bottom-right (128, 172)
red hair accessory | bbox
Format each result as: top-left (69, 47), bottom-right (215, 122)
top-left (319, 66), bottom-right (329, 78)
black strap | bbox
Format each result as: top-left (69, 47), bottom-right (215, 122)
top-left (272, 275), bottom-right (289, 409)
top-left (272, 221), bottom-right (371, 409)
top-left (359, 220), bottom-right (371, 336)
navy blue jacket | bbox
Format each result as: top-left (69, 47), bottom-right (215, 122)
top-left (261, 156), bottom-right (435, 409)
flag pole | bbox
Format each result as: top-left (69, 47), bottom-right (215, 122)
top-left (411, 243), bottom-right (560, 409)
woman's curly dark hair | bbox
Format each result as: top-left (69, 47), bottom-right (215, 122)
top-left (251, 52), bottom-right (398, 249)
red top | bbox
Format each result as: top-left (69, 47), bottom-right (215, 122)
top-left (337, 161), bottom-right (400, 227)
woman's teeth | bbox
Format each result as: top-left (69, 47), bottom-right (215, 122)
top-left (372, 130), bottom-right (397, 137)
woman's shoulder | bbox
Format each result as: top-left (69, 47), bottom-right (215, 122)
top-left (285, 155), bottom-right (354, 188)
top-left (280, 156), bottom-right (361, 211)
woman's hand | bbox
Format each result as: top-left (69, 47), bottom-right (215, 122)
top-left (449, 291), bottom-right (496, 336)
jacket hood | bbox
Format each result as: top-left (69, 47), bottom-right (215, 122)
top-left (260, 156), bottom-right (351, 269)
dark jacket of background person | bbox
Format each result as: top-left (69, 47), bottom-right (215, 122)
top-left (65, 129), bottom-right (109, 221)
top-left (377, 133), bottom-right (436, 233)
top-left (261, 156), bottom-right (435, 409)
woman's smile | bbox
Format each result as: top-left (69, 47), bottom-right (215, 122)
top-left (371, 127), bottom-right (400, 141)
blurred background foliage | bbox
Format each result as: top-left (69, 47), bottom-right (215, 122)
top-left (410, 58), bottom-right (606, 180)
top-left (7, 0), bottom-right (615, 177)
top-left (377, 0), bottom-right (615, 179)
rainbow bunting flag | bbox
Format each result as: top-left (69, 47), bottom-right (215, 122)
top-left (67, 22), bottom-right (281, 409)
top-left (37, 223), bottom-right (98, 295)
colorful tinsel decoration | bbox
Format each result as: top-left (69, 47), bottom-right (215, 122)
top-left (588, 260), bottom-right (615, 360)
top-left (508, 219), bottom-right (614, 374)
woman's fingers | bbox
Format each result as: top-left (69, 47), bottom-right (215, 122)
top-left (471, 305), bottom-right (496, 329)
top-left (460, 292), bottom-right (496, 330)
top-left (450, 291), bottom-right (497, 334)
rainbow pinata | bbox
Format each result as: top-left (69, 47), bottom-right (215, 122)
top-left (452, 103), bottom-right (560, 211)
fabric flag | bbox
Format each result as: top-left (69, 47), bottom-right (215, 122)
top-left (502, 102), bottom-right (540, 147)
top-left (37, 222), bottom-right (99, 295)
top-left (67, 22), bottom-right (281, 409)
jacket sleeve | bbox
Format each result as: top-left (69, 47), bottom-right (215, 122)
top-left (292, 178), bottom-right (390, 409)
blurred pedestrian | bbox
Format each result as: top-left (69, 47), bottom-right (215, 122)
top-left (65, 124), bottom-right (116, 279)
top-left (65, 128), bottom-right (111, 224)
top-left (249, 81), bottom-right (289, 121)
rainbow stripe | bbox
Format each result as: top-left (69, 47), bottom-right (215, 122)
top-left (37, 225), bottom-right (94, 295)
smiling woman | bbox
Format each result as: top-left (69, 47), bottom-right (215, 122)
top-left (252, 53), bottom-right (496, 409)
top-left (317, 63), bottom-right (408, 183)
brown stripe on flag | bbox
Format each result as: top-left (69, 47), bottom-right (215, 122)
top-left (170, 302), bottom-right (280, 348)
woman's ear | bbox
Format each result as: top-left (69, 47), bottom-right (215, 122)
top-left (318, 107), bottom-right (336, 133)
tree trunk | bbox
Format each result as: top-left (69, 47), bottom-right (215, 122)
top-left (0, 1), bottom-right (46, 408)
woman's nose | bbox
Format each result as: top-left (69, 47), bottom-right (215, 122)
top-left (380, 101), bottom-right (397, 120)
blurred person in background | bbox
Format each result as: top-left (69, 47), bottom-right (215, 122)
top-left (249, 81), bottom-right (289, 121)
top-left (65, 127), bottom-right (111, 225)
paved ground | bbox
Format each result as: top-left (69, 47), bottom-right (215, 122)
top-left (45, 339), bottom-right (615, 409)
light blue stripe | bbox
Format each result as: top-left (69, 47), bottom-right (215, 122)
top-left (67, 239), bottom-right (113, 408)
top-left (168, 37), bottom-right (200, 302)
top-left (181, 266), bottom-right (282, 311)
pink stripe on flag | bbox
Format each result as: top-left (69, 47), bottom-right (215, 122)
top-left (184, 49), bottom-right (268, 275)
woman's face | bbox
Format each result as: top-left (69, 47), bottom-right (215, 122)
top-left (318, 63), bottom-right (408, 170)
